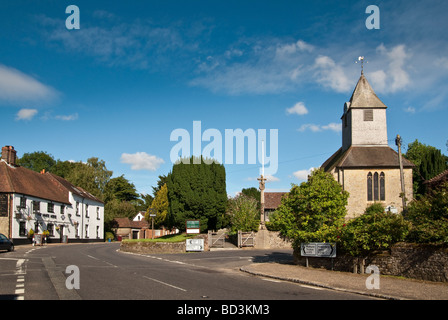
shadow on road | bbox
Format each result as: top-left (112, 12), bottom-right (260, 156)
top-left (251, 251), bottom-right (294, 264)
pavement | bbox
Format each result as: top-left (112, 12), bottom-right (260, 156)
top-left (240, 262), bottom-right (448, 300)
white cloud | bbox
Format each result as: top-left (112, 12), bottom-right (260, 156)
top-left (404, 106), bottom-right (416, 114)
top-left (293, 167), bottom-right (315, 181)
top-left (313, 55), bottom-right (351, 93)
top-left (369, 44), bottom-right (411, 93)
top-left (298, 122), bottom-right (341, 133)
top-left (55, 113), bottom-right (78, 121)
top-left (286, 102), bottom-right (308, 116)
top-left (0, 64), bottom-right (58, 104)
top-left (16, 108), bottom-right (38, 121)
top-left (121, 152), bottom-right (165, 171)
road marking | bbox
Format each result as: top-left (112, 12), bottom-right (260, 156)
top-left (300, 284), bottom-right (325, 291)
top-left (142, 275), bottom-right (187, 292)
top-left (261, 278), bottom-right (282, 283)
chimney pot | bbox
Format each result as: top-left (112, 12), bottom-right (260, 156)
top-left (1, 146), bottom-right (17, 166)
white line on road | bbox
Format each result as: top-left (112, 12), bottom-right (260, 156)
top-left (142, 275), bottom-right (187, 292)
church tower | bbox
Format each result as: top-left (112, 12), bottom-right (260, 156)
top-left (321, 64), bottom-right (414, 218)
top-left (341, 72), bottom-right (388, 151)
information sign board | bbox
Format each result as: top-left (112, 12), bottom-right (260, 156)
top-left (186, 239), bottom-right (204, 251)
top-left (300, 242), bottom-right (336, 258)
top-left (186, 220), bottom-right (200, 234)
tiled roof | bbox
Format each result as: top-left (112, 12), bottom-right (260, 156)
top-left (348, 74), bottom-right (387, 109)
top-left (322, 146), bottom-right (414, 172)
top-left (264, 192), bottom-right (287, 209)
top-left (0, 160), bottom-right (103, 204)
top-left (424, 169), bottom-right (448, 185)
top-left (113, 217), bottom-right (149, 229)
top-left (0, 161), bottom-right (71, 204)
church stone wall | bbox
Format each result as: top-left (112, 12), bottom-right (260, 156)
top-left (332, 168), bottom-right (413, 219)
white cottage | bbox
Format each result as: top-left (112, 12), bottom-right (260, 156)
top-left (0, 146), bottom-right (104, 244)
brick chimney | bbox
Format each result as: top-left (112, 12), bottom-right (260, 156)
top-left (1, 146), bottom-right (17, 166)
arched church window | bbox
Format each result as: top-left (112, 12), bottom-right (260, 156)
top-left (380, 172), bottom-right (385, 201)
top-left (374, 172), bottom-right (379, 201)
top-left (367, 172), bottom-right (373, 201)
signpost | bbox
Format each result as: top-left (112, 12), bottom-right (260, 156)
top-left (301, 242), bottom-right (336, 268)
top-left (147, 208), bottom-right (156, 240)
top-left (186, 220), bottom-right (200, 234)
top-left (186, 238), bottom-right (204, 252)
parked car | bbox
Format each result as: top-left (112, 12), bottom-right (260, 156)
top-left (0, 233), bottom-right (14, 252)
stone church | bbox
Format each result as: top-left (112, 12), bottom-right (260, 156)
top-left (321, 71), bottom-right (414, 218)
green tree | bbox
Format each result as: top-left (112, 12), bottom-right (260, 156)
top-left (104, 199), bottom-right (137, 225)
top-left (404, 140), bottom-right (448, 196)
top-left (227, 194), bottom-right (260, 232)
top-left (241, 187), bottom-right (261, 209)
top-left (65, 157), bottom-right (113, 200)
top-left (152, 175), bottom-right (168, 197)
top-left (104, 175), bottom-right (139, 203)
top-left (339, 203), bottom-right (411, 257)
top-left (17, 151), bottom-right (56, 173)
top-left (404, 181), bottom-right (448, 244)
top-left (166, 156), bottom-right (227, 232)
top-left (147, 183), bottom-right (169, 228)
top-left (269, 168), bottom-right (349, 246)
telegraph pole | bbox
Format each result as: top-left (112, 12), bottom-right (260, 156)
top-left (395, 134), bottom-right (407, 212)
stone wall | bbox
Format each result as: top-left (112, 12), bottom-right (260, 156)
top-left (119, 234), bottom-right (209, 254)
top-left (256, 230), bottom-right (292, 249)
top-left (293, 242), bottom-right (448, 283)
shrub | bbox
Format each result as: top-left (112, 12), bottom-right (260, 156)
top-left (404, 181), bottom-right (448, 244)
top-left (338, 203), bottom-right (411, 257)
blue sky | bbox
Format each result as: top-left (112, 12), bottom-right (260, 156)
top-left (1, 0), bottom-right (447, 197)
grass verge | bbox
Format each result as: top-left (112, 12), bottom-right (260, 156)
top-left (122, 233), bottom-right (197, 243)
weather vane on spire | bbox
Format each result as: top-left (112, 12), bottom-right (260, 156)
top-left (356, 56), bottom-right (368, 74)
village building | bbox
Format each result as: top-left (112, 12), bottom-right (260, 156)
top-left (263, 192), bottom-right (287, 221)
top-left (321, 72), bottom-right (414, 218)
top-left (112, 213), bottom-right (179, 240)
top-left (0, 146), bottom-right (104, 244)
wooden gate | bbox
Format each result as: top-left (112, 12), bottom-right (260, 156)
top-left (208, 231), bottom-right (227, 248)
top-left (238, 231), bottom-right (255, 248)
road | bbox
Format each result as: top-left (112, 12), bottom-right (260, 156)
top-left (0, 242), bottom-right (373, 302)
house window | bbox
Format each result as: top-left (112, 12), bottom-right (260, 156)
top-left (367, 172), bottom-right (385, 201)
top-left (20, 196), bottom-right (27, 209)
top-left (85, 224), bottom-right (89, 238)
top-left (19, 221), bottom-right (26, 236)
top-left (48, 203), bottom-right (54, 213)
top-left (60, 205), bottom-right (65, 215)
top-left (33, 201), bottom-right (40, 213)
top-left (96, 226), bottom-right (100, 238)
top-left (364, 109), bottom-right (374, 121)
top-left (76, 202), bottom-right (80, 216)
top-left (85, 204), bottom-right (89, 218)
top-left (97, 207), bottom-right (100, 220)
